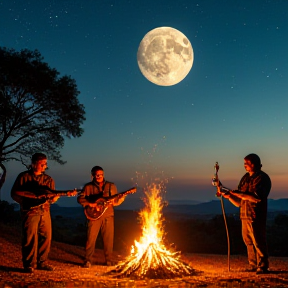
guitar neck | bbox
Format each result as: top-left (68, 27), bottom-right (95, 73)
top-left (15, 188), bottom-right (81, 199)
top-left (43, 189), bottom-right (81, 198)
top-left (52, 189), bottom-right (81, 194)
top-left (102, 188), bottom-right (136, 200)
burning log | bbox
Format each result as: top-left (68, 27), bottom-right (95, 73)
top-left (109, 182), bottom-right (197, 279)
top-left (113, 243), bottom-right (195, 279)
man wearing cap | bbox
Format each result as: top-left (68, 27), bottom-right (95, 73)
top-left (218, 153), bottom-right (271, 274)
top-left (77, 166), bottom-right (125, 268)
top-left (11, 153), bottom-right (59, 273)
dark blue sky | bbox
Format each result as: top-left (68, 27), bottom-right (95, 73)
top-left (1, 0), bottom-right (287, 206)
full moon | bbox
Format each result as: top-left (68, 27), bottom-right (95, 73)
top-left (137, 27), bottom-right (194, 86)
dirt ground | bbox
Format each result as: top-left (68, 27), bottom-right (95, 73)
top-left (0, 223), bottom-right (288, 288)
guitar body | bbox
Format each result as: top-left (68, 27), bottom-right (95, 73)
top-left (21, 187), bottom-right (55, 210)
top-left (84, 187), bottom-right (136, 221)
top-left (84, 198), bottom-right (109, 220)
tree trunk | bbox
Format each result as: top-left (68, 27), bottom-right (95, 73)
top-left (0, 162), bottom-right (7, 200)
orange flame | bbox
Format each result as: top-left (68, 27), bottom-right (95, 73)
top-left (115, 182), bottom-right (193, 278)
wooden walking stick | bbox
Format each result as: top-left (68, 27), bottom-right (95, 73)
top-left (212, 162), bottom-right (230, 272)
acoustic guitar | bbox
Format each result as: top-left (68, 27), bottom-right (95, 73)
top-left (84, 187), bottom-right (137, 220)
top-left (15, 187), bottom-right (80, 209)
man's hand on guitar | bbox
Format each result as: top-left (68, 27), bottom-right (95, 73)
top-left (50, 195), bottom-right (60, 203)
top-left (35, 191), bottom-right (59, 202)
top-left (83, 187), bottom-right (137, 221)
top-left (106, 199), bottom-right (114, 205)
top-left (110, 194), bottom-right (127, 206)
top-left (88, 202), bottom-right (98, 208)
top-left (67, 189), bottom-right (78, 197)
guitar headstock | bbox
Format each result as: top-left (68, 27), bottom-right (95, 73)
top-left (127, 187), bottom-right (137, 194)
top-left (67, 189), bottom-right (79, 197)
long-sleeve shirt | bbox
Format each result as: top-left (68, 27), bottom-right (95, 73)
top-left (77, 180), bottom-right (123, 218)
top-left (11, 170), bottom-right (55, 211)
top-left (238, 170), bottom-right (271, 221)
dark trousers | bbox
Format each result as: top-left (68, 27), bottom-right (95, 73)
top-left (242, 219), bottom-right (269, 269)
top-left (21, 208), bottom-right (52, 268)
top-left (85, 216), bottom-right (114, 263)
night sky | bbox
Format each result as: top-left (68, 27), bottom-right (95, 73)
top-left (1, 0), bottom-right (287, 207)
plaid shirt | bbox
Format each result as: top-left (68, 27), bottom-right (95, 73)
top-left (238, 170), bottom-right (271, 220)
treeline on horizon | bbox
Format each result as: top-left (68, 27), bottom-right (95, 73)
top-left (1, 200), bottom-right (287, 257)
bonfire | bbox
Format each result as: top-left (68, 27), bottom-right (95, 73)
top-left (113, 182), bottom-right (194, 279)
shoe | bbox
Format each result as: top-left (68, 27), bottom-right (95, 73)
top-left (24, 267), bottom-right (34, 273)
top-left (37, 262), bottom-right (55, 271)
top-left (83, 261), bottom-right (91, 268)
top-left (243, 266), bottom-right (257, 272)
top-left (256, 267), bottom-right (269, 274)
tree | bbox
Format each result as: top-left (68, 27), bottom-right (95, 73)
top-left (0, 47), bottom-right (86, 193)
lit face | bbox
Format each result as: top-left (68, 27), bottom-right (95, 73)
top-left (32, 159), bottom-right (47, 175)
top-left (93, 170), bottom-right (104, 183)
top-left (244, 159), bottom-right (255, 173)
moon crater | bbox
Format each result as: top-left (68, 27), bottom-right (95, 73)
top-left (137, 27), bottom-right (194, 86)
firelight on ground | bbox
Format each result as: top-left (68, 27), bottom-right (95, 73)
top-left (113, 182), bottom-right (195, 279)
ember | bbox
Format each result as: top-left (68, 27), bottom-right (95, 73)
top-left (113, 182), bottom-right (195, 279)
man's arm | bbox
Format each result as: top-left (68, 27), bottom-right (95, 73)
top-left (108, 184), bottom-right (127, 206)
top-left (217, 177), bottom-right (260, 204)
top-left (11, 174), bottom-right (26, 204)
top-left (220, 189), bottom-right (260, 204)
top-left (111, 184), bottom-right (125, 206)
top-left (224, 192), bottom-right (242, 207)
top-left (229, 190), bottom-right (260, 203)
top-left (77, 184), bottom-right (91, 207)
top-left (217, 186), bottom-right (242, 207)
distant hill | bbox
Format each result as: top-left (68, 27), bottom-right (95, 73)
top-left (267, 198), bottom-right (288, 211)
top-left (115, 197), bottom-right (201, 211)
top-left (50, 198), bottom-right (288, 219)
top-left (163, 198), bottom-right (288, 217)
top-left (164, 198), bottom-right (288, 215)
top-left (163, 200), bottom-right (238, 216)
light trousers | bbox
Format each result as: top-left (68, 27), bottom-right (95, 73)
top-left (242, 219), bottom-right (269, 269)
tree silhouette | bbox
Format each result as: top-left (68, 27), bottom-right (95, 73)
top-left (0, 47), bottom-right (86, 193)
